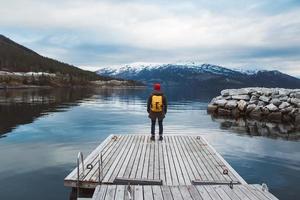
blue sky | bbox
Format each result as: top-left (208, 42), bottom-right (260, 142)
top-left (1, 0), bottom-right (300, 75)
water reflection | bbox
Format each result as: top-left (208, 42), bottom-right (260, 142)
top-left (0, 87), bottom-right (299, 200)
top-left (211, 115), bottom-right (300, 140)
top-left (0, 88), bottom-right (95, 137)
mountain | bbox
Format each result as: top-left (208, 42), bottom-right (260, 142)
top-left (0, 35), bottom-right (103, 80)
top-left (0, 34), bottom-right (121, 87)
top-left (96, 63), bottom-right (300, 89)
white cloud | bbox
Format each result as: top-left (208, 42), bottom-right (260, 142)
top-left (0, 0), bottom-right (300, 75)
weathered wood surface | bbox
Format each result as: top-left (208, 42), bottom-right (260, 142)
top-left (91, 184), bottom-right (279, 200)
top-left (64, 134), bottom-right (246, 188)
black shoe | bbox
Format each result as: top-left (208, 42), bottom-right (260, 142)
top-left (150, 135), bottom-right (155, 141)
top-left (159, 136), bottom-right (163, 141)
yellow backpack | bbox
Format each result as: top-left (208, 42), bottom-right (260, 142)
top-left (151, 95), bottom-right (163, 112)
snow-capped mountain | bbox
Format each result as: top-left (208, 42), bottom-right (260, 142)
top-left (96, 63), bottom-right (300, 89)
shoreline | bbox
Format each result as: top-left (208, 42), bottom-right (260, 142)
top-left (0, 84), bottom-right (146, 90)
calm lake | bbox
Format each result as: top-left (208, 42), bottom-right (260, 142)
top-left (0, 88), bottom-right (299, 200)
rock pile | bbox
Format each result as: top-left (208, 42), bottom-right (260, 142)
top-left (207, 88), bottom-right (300, 123)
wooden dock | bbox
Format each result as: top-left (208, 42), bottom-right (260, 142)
top-left (64, 134), bottom-right (278, 199)
top-left (91, 184), bottom-right (278, 200)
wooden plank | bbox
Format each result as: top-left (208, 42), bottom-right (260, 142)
top-left (204, 185), bottom-right (222, 200)
top-left (165, 136), bottom-right (179, 185)
top-left (92, 185), bottom-right (101, 200)
top-left (134, 185), bottom-right (144, 200)
top-left (183, 135), bottom-right (213, 181)
top-left (86, 135), bottom-right (127, 183)
top-left (200, 136), bottom-right (247, 184)
top-left (196, 137), bottom-right (233, 182)
top-left (167, 136), bottom-right (185, 185)
top-left (107, 135), bottom-right (137, 182)
top-left (154, 139), bottom-right (160, 181)
top-left (128, 135), bottom-right (145, 179)
top-left (161, 185), bottom-right (173, 200)
top-left (189, 136), bottom-right (224, 182)
top-left (114, 185), bottom-right (125, 200)
top-left (222, 185), bottom-right (242, 200)
top-left (123, 135), bottom-right (143, 178)
top-left (93, 185), bottom-right (108, 200)
top-left (105, 185), bottom-right (116, 200)
top-left (162, 136), bottom-right (172, 185)
top-left (175, 136), bottom-right (198, 182)
top-left (142, 137), bottom-right (151, 179)
top-left (213, 185), bottom-right (231, 200)
top-left (152, 185), bottom-right (164, 200)
top-left (180, 135), bottom-right (210, 182)
top-left (237, 185), bottom-right (260, 200)
top-left (251, 184), bottom-right (279, 200)
top-left (101, 135), bottom-right (134, 183)
top-left (158, 137), bottom-right (166, 184)
top-left (186, 185), bottom-right (203, 200)
top-left (113, 177), bottom-right (163, 185)
top-left (229, 185), bottom-right (250, 200)
top-left (117, 135), bottom-right (140, 179)
top-left (171, 136), bottom-right (190, 184)
top-left (148, 138), bottom-right (155, 180)
top-left (143, 186), bottom-right (154, 200)
top-left (178, 185), bottom-right (193, 200)
top-left (170, 186), bottom-right (184, 200)
top-left (135, 136), bottom-right (148, 179)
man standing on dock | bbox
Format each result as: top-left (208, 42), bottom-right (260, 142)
top-left (147, 83), bottom-right (168, 141)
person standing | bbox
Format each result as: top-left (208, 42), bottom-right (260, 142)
top-left (147, 83), bottom-right (167, 141)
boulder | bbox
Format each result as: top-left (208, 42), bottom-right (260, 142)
top-left (259, 95), bottom-right (271, 103)
top-left (232, 95), bottom-right (250, 101)
top-left (221, 90), bottom-right (230, 96)
top-left (249, 95), bottom-right (259, 104)
top-left (279, 90), bottom-right (289, 96)
top-left (221, 88), bottom-right (249, 96)
top-left (279, 96), bottom-right (288, 101)
top-left (257, 101), bottom-right (266, 106)
top-left (237, 100), bottom-right (247, 111)
top-left (225, 100), bottom-right (238, 109)
top-left (266, 103), bottom-right (279, 112)
top-left (270, 98), bottom-right (281, 106)
top-left (224, 96), bottom-right (232, 100)
top-left (295, 92), bottom-right (300, 99)
top-left (218, 108), bottom-right (231, 116)
top-left (290, 98), bottom-right (300, 106)
top-left (214, 99), bottom-right (227, 107)
top-left (246, 104), bottom-right (257, 113)
top-left (279, 102), bottom-right (290, 109)
top-left (207, 104), bottom-right (218, 113)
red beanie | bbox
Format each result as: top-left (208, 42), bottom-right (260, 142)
top-left (154, 83), bottom-right (161, 91)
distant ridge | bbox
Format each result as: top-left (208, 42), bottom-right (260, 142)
top-left (0, 34), bottom-right (102, 81)
top-left (96, 63), bottom-right (300, 89)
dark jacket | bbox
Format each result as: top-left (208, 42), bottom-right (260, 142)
top-left (147, 90), bottom-right (167, 120)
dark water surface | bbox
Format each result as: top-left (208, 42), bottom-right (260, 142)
top-left (0, 88), bottom-right (299, 200)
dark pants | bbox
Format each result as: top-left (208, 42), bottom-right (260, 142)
top-left (151, 119), bottom-right (163, 136)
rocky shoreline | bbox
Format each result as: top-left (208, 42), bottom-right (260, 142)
top-left (207, 88), bottom-right (300, 124)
